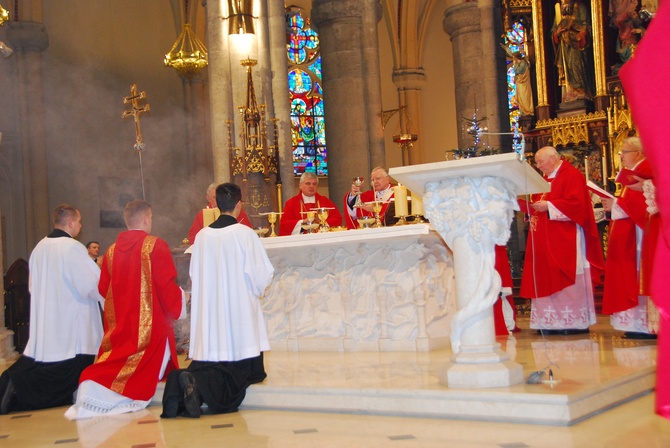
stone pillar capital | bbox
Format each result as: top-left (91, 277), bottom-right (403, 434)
top-left (443, 2), bottom-right (481, 39)
top-left (392, 68), bottom-right (427, 91)
top-left (7, 21), bottom-right (49, 53)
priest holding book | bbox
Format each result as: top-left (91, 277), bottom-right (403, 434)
top-left (601, 137), bottom-right (657, 338)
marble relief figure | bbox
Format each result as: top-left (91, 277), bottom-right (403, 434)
top-left (261, 234), bottom-right (456, 351)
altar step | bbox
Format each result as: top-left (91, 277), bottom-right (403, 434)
top-left (241, 316), bottom-right (655, 426)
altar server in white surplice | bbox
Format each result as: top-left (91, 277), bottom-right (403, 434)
top-left (0, 204), bottom-right (103, 415)
top-left (161, 182), bottom-right (274, 418)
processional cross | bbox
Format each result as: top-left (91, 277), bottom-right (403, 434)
top-left (122, 84), bottom-right (151, 199)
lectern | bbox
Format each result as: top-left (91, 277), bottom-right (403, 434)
top-left (390, 152), bottom-right (548, 388)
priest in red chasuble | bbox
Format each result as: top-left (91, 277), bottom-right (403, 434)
top-left (279, 171), bottom-right (343, 235)
top-left (620, 0), bottom-right (670, 418)
top-left (344, 166), bottom-right (395, 229)
top-left (66, 200), bottom-right (182, 420)
top-left (601, 137), bottom-right (657, 338)
top-left (518, 146), bottom-right (604, 335)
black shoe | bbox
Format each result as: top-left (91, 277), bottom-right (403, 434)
top-left (560, 328), bottom-right (590, 335)
top-left (179, 372), bottom-right (201, 418)
top-left (623, 331), bottom-right (657, 340)
top-left (537, 328), bottom-right (589, 336)
top-left (0, 379), bottom-right (16, 415)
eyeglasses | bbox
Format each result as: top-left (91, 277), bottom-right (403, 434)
top-left (618, 150), bottom-right (640, 155)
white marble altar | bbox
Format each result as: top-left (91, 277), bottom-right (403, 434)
top-left (260, 224), bottom-right (456, 352)
top-left (390, 153), bottom-right (549, 388)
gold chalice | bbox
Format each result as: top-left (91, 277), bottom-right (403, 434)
top-left (266, 212), bottom-right (279, 237)
top-left (315, 207), bottom-right (331, 233)
top-left (371, 201), bottom-right (383, 227)
top-left (352, 177), bottom-right (365, 208)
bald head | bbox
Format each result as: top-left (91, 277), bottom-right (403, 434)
top-left (534, 146), bottom-right (561, 175)
top-left (370, 167), bottom-right (391, 192)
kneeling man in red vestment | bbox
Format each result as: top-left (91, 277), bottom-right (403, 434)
top-left (65, 200), bottom-right (182, 419)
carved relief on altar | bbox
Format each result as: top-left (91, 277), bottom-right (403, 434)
top-left (262, 236), bottom-right (456, 352)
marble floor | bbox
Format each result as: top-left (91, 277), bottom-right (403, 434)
top-left (1, 316), bottom-right (670, 447)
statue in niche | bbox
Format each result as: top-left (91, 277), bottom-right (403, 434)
top-left (502, 44), bottom-right (535, 116)
top-left (609, 0), bottom-right (652, 74)
top-left (551, 0), bottom-right (595, 103)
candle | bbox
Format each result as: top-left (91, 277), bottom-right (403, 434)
top-left (584, 155), bottom-right (589, 181)
top-left (393, 184), bottom-right (408, 217)
top-left (411, 194), bottom-right (423, 216)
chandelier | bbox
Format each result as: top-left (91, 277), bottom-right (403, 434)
top-left (382, 105), bottom-right (419, 165)
top-left (164, 23), bottom-right (208, 78)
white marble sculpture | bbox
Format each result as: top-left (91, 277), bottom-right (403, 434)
top-left (423, 175), bottom-right (517, 354)
top-left (391, 153), bottom-right (548, 388)
top-left (260, 225), bottom-right (456, 352)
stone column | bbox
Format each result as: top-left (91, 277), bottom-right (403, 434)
top-left (205, 0), bottom-right (233, 184)
top-left (7, 21), bottom-right (50, 251)
top-left (312, 0), bottom-right (385, 207)
top-left (443, 1), bottom-right (509, 151)
top-left (266, 0), bottom-right (296, 201)
top-left (205, 0), bottom-right (296, 213)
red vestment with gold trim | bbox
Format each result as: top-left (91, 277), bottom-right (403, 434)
top-left (79, 230), bottom-right (182, 401)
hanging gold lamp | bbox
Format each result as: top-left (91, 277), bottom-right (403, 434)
top-left (0, 4), bottom-right (9, 26)
top-left (164, 23), bottom-right (208, 79)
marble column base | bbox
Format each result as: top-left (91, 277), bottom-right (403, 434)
top-left (439, 343), bottom-right (523, 388)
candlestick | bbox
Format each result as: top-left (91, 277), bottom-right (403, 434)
top-left (393, 184), bottom-right (408, 217)
top-left (584, 155), bottom-right (589, 181)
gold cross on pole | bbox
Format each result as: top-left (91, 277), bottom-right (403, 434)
top-left (122, 84), bottom-right (150, 151)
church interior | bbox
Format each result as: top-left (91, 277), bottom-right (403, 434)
top-left (1, 0), bottom-right (670, 446)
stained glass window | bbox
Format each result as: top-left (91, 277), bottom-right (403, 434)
top-left (504, 21), bottom-right (526, 154)
top-left (287, 10), bottom-right (327, 176)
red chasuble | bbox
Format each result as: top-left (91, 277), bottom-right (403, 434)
top-left (620, 1), bottom-right (670, 418)
top-left (279, 192), bottom-right (343, 236)
top-left (602, 159), bottom-right (652, 314)
top-left (518, 161), bottom-right (604, 299)
top-left (343, 190), bottom-right (394, 229)
top-left (80, 230), bottom-right (182, 401)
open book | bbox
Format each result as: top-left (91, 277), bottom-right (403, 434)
top-left (587, 180), bottom-right (614, 199)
